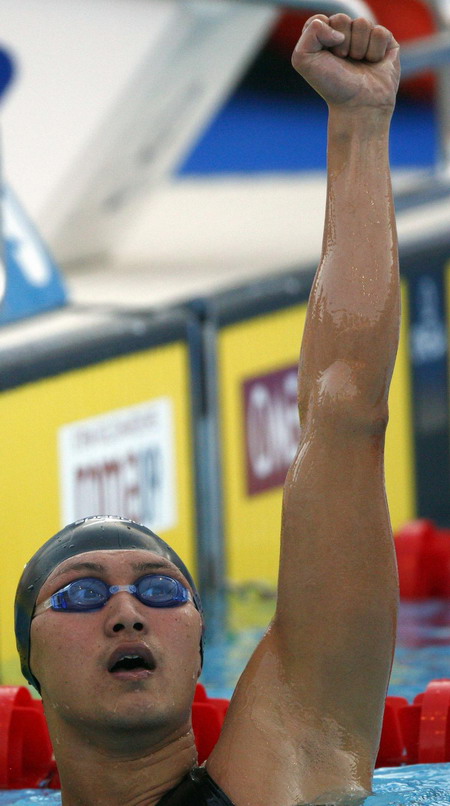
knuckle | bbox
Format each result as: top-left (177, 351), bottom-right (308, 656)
top-left (373, 25), bottom-right (389, 37)
top-left (352, 16), bottom-right (372, 28)
top-left (303, 14), bottom-right (328, 30)
top-left (329, 13), bottom-right (352, 26)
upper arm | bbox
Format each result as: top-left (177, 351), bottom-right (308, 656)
top-left (206, 395), bottom-right (397, 806)
top-left (206, 623), bottom-right (373, 806)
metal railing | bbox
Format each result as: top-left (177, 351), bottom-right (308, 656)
top-left (242, 0), bottom-right (450, 208)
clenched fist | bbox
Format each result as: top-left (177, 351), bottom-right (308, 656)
top-left (292, 14), bottom-right (400, 112)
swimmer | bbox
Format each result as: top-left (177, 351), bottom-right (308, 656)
top-left (15, 15), bottom-right (401, 806)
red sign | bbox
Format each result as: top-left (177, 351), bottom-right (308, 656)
top-left (243, 365), bottom-right (300, 495)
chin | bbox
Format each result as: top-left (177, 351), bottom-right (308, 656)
top-left (104, 710), bottom-right (161, 734)
top-left (103, 692), bottom-right (191, 735)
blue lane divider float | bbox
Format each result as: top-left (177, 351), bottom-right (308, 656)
top-left (0, 186), bottom-right (68, 326)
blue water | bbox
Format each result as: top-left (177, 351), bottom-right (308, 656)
top-left (0, 796), bottom-right (61, 805)
top-left (1, 597), bottom-right (449, 805)
top-left (1, 765), bottom-right (450, 805)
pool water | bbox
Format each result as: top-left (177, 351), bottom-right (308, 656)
top-left (0, 765), bottom-right (449, 805)
top-left (1, 766), bottom-right (449, 805)
top-left (1, 596), bottom-right (449, 805)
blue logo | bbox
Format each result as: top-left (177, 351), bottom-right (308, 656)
top-left (0, 186), bottom-right (68, 325)
top-left (0, 46), bottom-right (15, 101)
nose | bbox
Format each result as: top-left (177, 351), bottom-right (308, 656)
top-left (103, 591), bottom-right (148, 636)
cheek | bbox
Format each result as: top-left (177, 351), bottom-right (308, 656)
top-left (30, 619), bottom-right (56, 686)
top-left (30, 617), bottom-right (97, 688)
top-left (163, 610), bottom-right (202, 663)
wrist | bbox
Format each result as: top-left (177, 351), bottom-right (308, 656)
top-left (327, 103), bottom-right (393, 139)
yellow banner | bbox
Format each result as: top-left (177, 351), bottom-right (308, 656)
top-left (0, 342), bottom-right (195, 685)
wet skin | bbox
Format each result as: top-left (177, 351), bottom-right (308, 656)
top-left (30, 549), bottom-right (203, 801)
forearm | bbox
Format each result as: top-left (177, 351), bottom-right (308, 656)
top-left (299, 106), bottom-right (400, 428)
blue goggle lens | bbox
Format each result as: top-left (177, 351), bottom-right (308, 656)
top-left (136, 575), bottom-right (181, 603)
top-left (61, 578), bottom-right (108, 609)
top-left (51, 575), bottom-right (190, 611)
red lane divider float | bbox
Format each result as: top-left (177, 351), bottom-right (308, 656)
top-left (395, 519), bottom-right (450, 599)
top-left (192, 682), bottom-right (229, 765)
top-left (0, 686), bottom-right (53, 789)
top-left (377, 680), bottom-right (450, 767)
top-left (0, 679), bottom-right (449, 788)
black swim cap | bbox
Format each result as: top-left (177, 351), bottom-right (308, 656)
top-left (15, 516), bottom-right (203, 692)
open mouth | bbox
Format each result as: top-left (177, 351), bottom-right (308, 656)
top-left (110, 655), bottom-right (151, 673)
top-left (108, 647), bottom-right (156, 677)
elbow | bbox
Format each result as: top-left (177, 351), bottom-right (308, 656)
top-left (309, 359), bottom-right (390, 436)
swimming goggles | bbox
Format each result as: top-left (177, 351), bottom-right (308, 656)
top-left (33, 574), bottom-right (193, 615)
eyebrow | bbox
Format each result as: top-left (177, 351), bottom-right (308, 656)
top-left (53, 559), bottom-right (177, 579)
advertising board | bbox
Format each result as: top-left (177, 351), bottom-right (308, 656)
top-left (59, 398), bottom-right (176, 532)
top-left (243, 365), bottom-right (299, 496)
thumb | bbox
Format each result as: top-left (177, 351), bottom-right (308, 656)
top-left (385, 35), bottom-right (400, 64)
top-left (295, 19), bottom-right (345, 55)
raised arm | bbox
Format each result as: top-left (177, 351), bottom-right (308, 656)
top-left (207, 15), bottom-right (401, 806)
